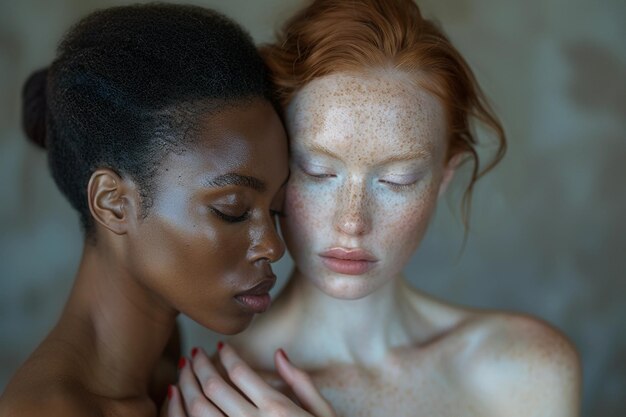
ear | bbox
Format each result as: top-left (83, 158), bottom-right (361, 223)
top-left (87, 168), bottom-right (140, 235)
top-left (438, 153), bottom-right (465, 198)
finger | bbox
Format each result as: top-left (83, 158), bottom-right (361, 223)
top-left (178, 356), bottom-right (225, 417)
top-left (191, 347), bottom-right (256, 416)
top-left (218, 342), bottom-right (283, 407)
top-left (275, 349), bottom-right (336, 417)
top-left (167, 385), bottom-right (188, 417)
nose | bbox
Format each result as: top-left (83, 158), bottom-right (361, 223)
top-left (334, 179), bottom-right (372, 236)
top-left (249, 215), bottom-right (286, 264)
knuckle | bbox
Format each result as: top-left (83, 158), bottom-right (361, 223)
top-left (189, 398), bottom-right (210, 416)
top-left (201, 376), bottom-right (223, 397)
top-left (228, 362), bottom-right (248, 382)
top-left (262, 397), bottom-right (291, 415)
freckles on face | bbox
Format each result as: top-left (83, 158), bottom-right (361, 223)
top-left (288, 73), bottom-right (443, 155)
top-left (281, 71), bottom-right (448, 297)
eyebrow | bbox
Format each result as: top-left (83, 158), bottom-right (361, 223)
top-left (305, 143), bottom-right (431, 165)
top-left (203, 173), bottom-right (266, 192)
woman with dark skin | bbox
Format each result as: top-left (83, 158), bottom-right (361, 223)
top-left (0, 5), bottom-right (335, 417)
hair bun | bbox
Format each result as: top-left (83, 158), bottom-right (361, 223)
top-left (22, 67), bottom-right (49, 149)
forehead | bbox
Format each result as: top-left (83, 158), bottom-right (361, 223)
top-left (286, 72), bottom-right (447, 158)
top-left (155, 102), bottom-right (288, 189)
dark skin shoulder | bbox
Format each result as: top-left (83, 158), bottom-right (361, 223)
top-left (0, 369), bottom-right (157, 417)
top-left (0, 324), bottom-right (181, 417)
top-left (0, 357), bottom-right (99, 417)
top-left (1, 387), bottom-right (156, 417)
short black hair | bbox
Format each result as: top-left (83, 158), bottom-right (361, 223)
top-left (22, 3), bottom-right (276, 233)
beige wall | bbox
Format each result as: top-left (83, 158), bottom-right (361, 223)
top-left (1, 1), bottom-right (624, 415)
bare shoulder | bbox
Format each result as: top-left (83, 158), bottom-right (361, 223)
top-left (456, 312), bottom-right (581, 417)
top-left (1, 370), bottom-right (155, 417)
top-left (0, 377), bottom-right (100, 417)
top-left (0, 343), bottom-right (100, 417)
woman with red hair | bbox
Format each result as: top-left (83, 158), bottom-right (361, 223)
top-left (174, 1), bottom-right (581, 415)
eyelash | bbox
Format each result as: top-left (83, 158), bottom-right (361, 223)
top-left (305, 172), bottom-right (336, 180)
top-left (211, 207), bottom-right (287, 223)
top-left (210, 207), bottom-right (249, 223)
top-left (379, 179), bottom-right (417, 190)
top-left (304, 167), bottom-right (418, 190)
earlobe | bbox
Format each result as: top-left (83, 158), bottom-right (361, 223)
top-left (438, 153), bottom-right (465, 197)
top-left (87, 169), bottom-right (138, 235)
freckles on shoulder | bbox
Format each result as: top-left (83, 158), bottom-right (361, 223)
top-left (455, 313), bottom-right (581, 414)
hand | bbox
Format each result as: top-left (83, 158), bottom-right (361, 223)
top-left (167, 342), bottom-right (336, 417)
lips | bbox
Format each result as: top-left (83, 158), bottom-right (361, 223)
top-left (319, 247), bottom-right (378, 275)
top-left (234, 276), bottom-right (276, 314)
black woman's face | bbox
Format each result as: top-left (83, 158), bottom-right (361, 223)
top-left (126, 100), bottom-right (289, 334)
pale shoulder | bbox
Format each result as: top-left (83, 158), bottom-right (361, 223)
top-left (457, 312), bottom-right (581, 417)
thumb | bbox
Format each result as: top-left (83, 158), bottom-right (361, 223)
top-left (274, 348), bottom-right (336, 417)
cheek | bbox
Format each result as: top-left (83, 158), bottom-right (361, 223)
top-left (375, 185), bottom-right (439, 260)
top-left (281, 179), bottom-right (334, 248)
top-left (124, 208), bottom-right (261, 333)
top-left (133, 214), bottom-right (250, 301)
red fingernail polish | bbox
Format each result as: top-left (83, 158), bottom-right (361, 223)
top-left (178, 357), bottom-right (186, 369)
top-left (167, 384), bottom-right (174, 400)
top-left (191, 347), bottom-right (198, 358)
top-left (279, 348), bottom-right (290, 362)
top-left (217, 341), bottom-right (224, 352)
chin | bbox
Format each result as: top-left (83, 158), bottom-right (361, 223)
top-left (313, 274), bottom-right (382, 300)
top-left (195, 313), bottom-right (254, 336)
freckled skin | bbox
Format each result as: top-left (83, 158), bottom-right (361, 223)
top-left (282, 71), bottom-right (446, 299)
top-left (229, 73), bottom-right (581, 417)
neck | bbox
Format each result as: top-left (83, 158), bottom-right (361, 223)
top-left (272, 269), bottom-right (426, 367)
top-left (53, 243), bottom-right (177, 399)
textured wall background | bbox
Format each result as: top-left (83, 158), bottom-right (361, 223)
top-left (1, 1), bottom-right (624, 415)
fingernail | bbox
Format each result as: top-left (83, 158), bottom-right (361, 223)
top-left (167, 384), bottom-right (174, 400)
top-left (279, 348), bottom-right (290, 362)
top-left (178, 357), bottom-right (186, 369)
top-left (217, 341), bottom-right (224, 352)
top-left (191, 347), bottom-right (198, 358)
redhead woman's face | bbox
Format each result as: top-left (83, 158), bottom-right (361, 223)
top-left (126, 100), bottom-right (288, 334)
top-left (282, 72), bottom-right (450, 299)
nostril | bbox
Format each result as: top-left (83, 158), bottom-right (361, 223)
top-left (271, 236), bottom-right (286, 262)
top-left (260, 227), bottom-right (286, 263)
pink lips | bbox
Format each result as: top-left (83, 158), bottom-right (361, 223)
top-left (234, 277), bottom-right (276, 314)
top-left (319, 248), bottom-right (378, 275)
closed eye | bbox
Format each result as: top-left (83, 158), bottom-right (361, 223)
top-left (297, 162), bottom-right (336, 180)
top-left (378, 179), bottom-right (418, 190)
top-left (209, 207), bottom-right (250, 223)
top-left (306, 172), bottom-right (336, 179)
